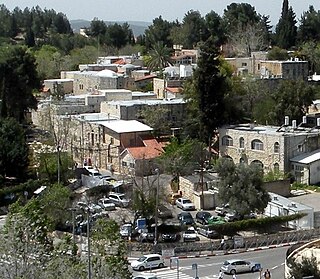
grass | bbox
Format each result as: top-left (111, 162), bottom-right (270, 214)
top-left (291, 182), bottom-right (320, 193)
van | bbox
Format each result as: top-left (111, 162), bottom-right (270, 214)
top-left (131, 254), bottom-right (165, 271)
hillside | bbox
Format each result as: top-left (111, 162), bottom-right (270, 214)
top-left (70, 19), bottom-right (150, 37)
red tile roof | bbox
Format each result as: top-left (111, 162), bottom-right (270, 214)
top-left (126, 138), bottom-right (164, 160)
top-left (135, 74), bottom-right (157, 82)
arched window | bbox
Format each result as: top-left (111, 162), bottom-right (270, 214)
top-left (222, 135), bottom-right (233, 146)
top-left (251, 160), bottom-right (264, 170)
top-left (274, 142), bottom-right (280, 153)
top-left (251, 139), bottom-right (263, 150)
top-left (274, 163), bottom-right (279, 172)
top-left (239, 137), bottom-right (244, 148)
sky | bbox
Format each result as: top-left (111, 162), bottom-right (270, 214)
top-left (2, 0), bottom-right (320, 26)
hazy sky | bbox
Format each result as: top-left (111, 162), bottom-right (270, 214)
top-left (2, 0), bottom-right (320, 26)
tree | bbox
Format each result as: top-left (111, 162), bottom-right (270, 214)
top-left (268, 80), bottom-right (316, 125)
top-left (275, 0), bottom-right (297, 49)
top-left (38, 183), bottom-right (72, 229)
top-left (297, 5), bottom-right (320, 44)
top-left (146, 41), bottom-right (172, 71)
top-left (91, 219), bottom-right (131, 279)
top-left (137, 106), bottom-right (171, 137)
top-left (0, 45), bottom-right (40, 123)
top-left (105, 23), bottom-right (134, 49)
top-left (299, 42), bottom-right (320, 74)
top-left (288, 255), bottom-right (320, 279)
top-left (204, 11), bottom-right (227, 47)
top-left (145, 16), bottom-right (175, 49)
top-left (0, 117), bottom-right (29, 179)
top-left (266, 46), bottom-right (289, 60)
top-left (184, 38), bottom-right (233, 143)
top-left (216, 158), bottom-right (270, 216)
top-left (222, 3), bottom-right (270, 56)
top-left (0, 199), bottom-right (53, 279)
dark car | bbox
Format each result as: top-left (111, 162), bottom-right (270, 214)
top-left (195, 211), bottom-right (212, 225)
top-left (161, 232), bottom-right (178, 242)
top-left (177, 212), bottom-right (194, 225)
top-left (197, 225), bottom-right (219, 239)
top-left (158, 204), bottom-right (173, 219)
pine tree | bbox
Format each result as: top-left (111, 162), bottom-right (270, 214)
top-left (275, 0), bottom-right (297, 49)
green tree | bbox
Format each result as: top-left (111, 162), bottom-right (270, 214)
top-left (137, 106), bottom-right (171, 137)
top-left (145, 16), bottom-right (175, 49)
top-left (91, 219), bottom-right (131, 279)
top-left (146, 41), bottom-right (172, 71)
top-left (204, 11), bottom-right (227, 46)
top-left (105, 23), bottom-right (134, 49)
top-left (299, 42), bottom-right (320, 74)
top-left (266, 46), bottom-right (289, 60)
top-left (38, 183), bottom-right (72, 229)
top-left (0, 45), bottom-right (40, 123)
top-left (0, 199), bottom-right (53, 279)
top-left (297, 5), bottom-right (320, 44)
top-left (288, 255), bottom-right (320, 279)
top-left (275, 0), bottom-right (297, 49)
top-left (216, 158), bottom-right (270, 216)
top-left (268, 80), bottom-right (316, 125)
top-left (0, 117), bottom-right (29, 179)
top-left (89, 17), bottom-right (107, 37)
top-left (183, 38), bottom-right (233, 143)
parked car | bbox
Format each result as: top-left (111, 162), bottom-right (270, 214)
top-left (197, 225), bottom-right (219, 239)
top-left (138, 231), bottom-right (155, 243)
top-left (182, 227), bottom-right (199, 242)
top-left (215, 203), bottom-right (229, 216)
top-left (175, 198), bottom-right (195, 211)
top-left (158, 204), bottom-right (173, 219)
top-left (88, 203), bottom-right (103, 213)
top-left (195, 211), bottom-right (212, 225)
top-left (133, 274), bottom-right (158, 279)
top-left (161, 232), bottom-right (178, 242)
top-left (108, 193), bottom-right (130, 207)
top-left (98, 198), bottom-right (116, 211)
top-left (120, 223), bottom-right (132, 238)
top-left (221, 259), bottom-right (262, 274)
top-left (177, 212), bottom-right (195, 225)
top-left (207, 216), bottom-right (226, 225)
top-left (131, 254), bottom-right (165, 271)
top-left (224, 211), bottom-right (241, 222)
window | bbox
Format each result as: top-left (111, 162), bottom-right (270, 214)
top-left (274, 142), bottom-right (280, 153)
top-left (222, 136), bottom-right (233, 146)
top-left (242, 62), bottom-right (247, 67)
top-left (251, 139), bottom-right (263, 150)
top-left (239, 137), bottom-right (244, 148)
top-left (298, 144), bottom-right (304, 152)
top-left (122, 161), bottom-right (127, 167)
top-left (129, 163), bottom-right (134, 168)
top-left (274, 163), bottom-right (279, 172)
top-left (251, 160), bottom-right (263, 169)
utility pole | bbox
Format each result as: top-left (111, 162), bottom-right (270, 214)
top-left (154, 169), bottom-right (160, 250)
top-left (87, 208), bottom-right (92, 279)
top-left (57, 145), bottom-right (61, 184)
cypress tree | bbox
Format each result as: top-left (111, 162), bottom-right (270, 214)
top-left (275, 0), bottom-right (297, 49)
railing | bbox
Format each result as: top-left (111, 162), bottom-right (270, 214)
top-left (127, 228), bottom-right (320, 256)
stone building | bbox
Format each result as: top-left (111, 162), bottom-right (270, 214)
top-left (219, 118), bottom-right (320, 184)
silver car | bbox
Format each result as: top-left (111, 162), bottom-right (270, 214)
top-left (221, 259), bottom-right (262, 274)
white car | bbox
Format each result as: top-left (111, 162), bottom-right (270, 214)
top-left (175, 198), bottom-right (195, 210)
top-left (108, 193), bottom-right (130, 207)
top-left (98, 198), bottom-right (116, 211)
top-left (221, 259), bottom-right (262, 274)
top-left (131, 254), bottom-right (165, 271)
top-left (182, 227), bottom-right (199, 242)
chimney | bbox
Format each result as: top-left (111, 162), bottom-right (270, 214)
top-left (302, 116), bottom-right (307, 124)
top-left (292, 120), bottom-right (297, 129)
top-left (284, 116), bottom-right (289, 126)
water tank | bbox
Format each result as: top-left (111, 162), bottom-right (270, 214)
top-left (284, 116), bottom-right (290, 126)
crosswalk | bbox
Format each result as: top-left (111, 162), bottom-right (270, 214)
top-left (132, 268), bottom-right (220, 279)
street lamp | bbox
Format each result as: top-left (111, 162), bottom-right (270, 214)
top-left (154, 168), bottom-right (160, 249)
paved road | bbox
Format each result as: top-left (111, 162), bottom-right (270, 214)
top-left (131, 246), bottom-right (287, 279)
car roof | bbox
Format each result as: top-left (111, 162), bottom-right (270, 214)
top-left (225, 259), bottom-right (246, 263)
top-left (179, 212), bottom-right (192, 216)
top-left (143, 253), bottom-right (162, 257)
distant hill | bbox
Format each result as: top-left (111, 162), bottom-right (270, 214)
top-left (70, 19), bottom-right (150, 37)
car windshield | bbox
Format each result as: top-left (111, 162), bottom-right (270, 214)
top-left (185, 229), bottom-right (195, 233)
top-left (203, 212), bottom-right (211, 218)
top-left (137, 256), bottom-right (147, 262)
top-left (183, 199), bottom-right (192, 204)
top-left (223, 261), bottom-right (230, 265)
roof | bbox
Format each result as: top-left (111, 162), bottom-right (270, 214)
top-left (166, 87), bottom-right (182, 94)
top-left (96, 120), bottom-right (153, 134)
top-left (107, 98), bottom-right (185, 107)
top-left (135, 74), bottom-right (157, 82)
top-left (268, 192), bottom-right (313, 211)
top-left (126, 138), bottom-right (164, 160)
top-left (290, 149), bottom-right (320, 165)
top-left (96, 69), bottom-right (118, 77)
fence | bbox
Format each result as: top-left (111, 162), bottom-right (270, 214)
top-left (127, 228), bottom-right (320, 256)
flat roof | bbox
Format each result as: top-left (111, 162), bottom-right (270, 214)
top-left (96, 120), bottom-right (153, 133)
top-left (107, 98), bottom-right (185, 107)
top-left (269, 192), bottom-right (313, 211)
top-left (290, 149), bottom-right (320, 164)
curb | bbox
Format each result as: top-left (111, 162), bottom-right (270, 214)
top-left (165, 242), bottom-right (298, 260)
